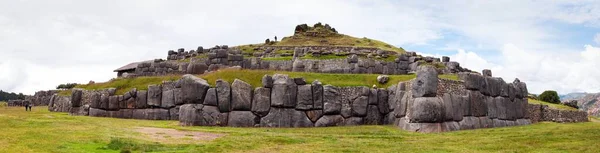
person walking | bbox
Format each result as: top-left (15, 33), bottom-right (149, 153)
top-left (29, 104), bottom-right (33, 111)
top-left (24, 103), bottom-right (28, 111)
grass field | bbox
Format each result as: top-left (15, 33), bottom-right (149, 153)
top-left (60, 69), bottom-right (458, 96)
top-left (528, 99), bottom-right (578, 111)
top-left (1, 106), bottom-right (599, 153)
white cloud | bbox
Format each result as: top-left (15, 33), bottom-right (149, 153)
top-left (595, 33), bottom-right (600, 45)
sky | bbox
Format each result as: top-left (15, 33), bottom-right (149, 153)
top-left (1, 0), bottom-right (599, 95)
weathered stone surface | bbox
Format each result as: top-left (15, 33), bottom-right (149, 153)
top-left (315, 115), bottom-right (344, 127)
top-left (441, 121), bottom-right (460, 132)
top-left (409, 97), bottom-right (443, 123)
top-left (459, 116), bottom-right (479, 130)
top-left (306, 110), bottom-right (323, 122)
top-left (496, 97), bottom-right (508, 120)
top-left (251, 87), bottom-right (270, 117)
top-left (395, 90), bottom-right (409, 118)
top-left (126, 96), bottom-right (136, 109)
top-left (228, 111), bottom-right (258, 127)
top-left (146, 109), bottom-right (170, 120)
top-left (323, 85), bottom-right (341, 115)
top-left (468, 90), bottom-right (487, 117)
top-left (482, 69), bottom-right (492, 77)
top-left (479, 117), bottom-right (493, 128)
top-left (181, 74), bottom-right (210, 104)
top-left (296, 84), bottom-right (313, 110)
top-left (161, 90), bottom-right (175, 108)
top-left (132, 109), bottom-right (146, 119)
top-left (201, 105), bottom-right (224, 126)
top-left (90, 93), bottom-right (101, 109)
top-left (459, 72), bottom-right (483, 91)
top-left (135, 90), bottom-right (148, 109)
top-left (108, 95), bottom-right (119, 110)
top-left (377, 89), bottom-right (389, 114)
top-left (351, 96), bottom-right (368, 117)
top-left (71, 89), bottom-right (83, 107)
top-left (262, 75), bottom-right (273, 88)
top-left (493, 119), bottom-right (507, 127)
top-left (119, 109), bottom-right (133, 119)
top-left (485, 96), bottom-right (497, 119)
top-left (179, 104), bottom-right (204, 126)
top-left (441, 93), bottom-right (454, 121)
top-left (342, 117), bottom-right (364, 126)
top-left (291, 109), bottom-right (314, 127)
top-left (186, 62), bottom-right (208, 74)
top-left (377, 75), bottom-right (390, 84)
top-left (100, 94), bottom-right (109, 110)
top-left (118, 95), bottom-right (127, 109)
top-left (312, 80), bottom-right (324, 109)
top-left (147, 85), bottom-right (162, 107)
top-left (271, 74), bottom-right (297, 108)
top-left (216, 79), bottom-right (231, 112)
top-left (169, 106), bottom-right (180, 120)
top-left (203, 88), bottom-right (218, 106)
top-left (231, 79), bottom-right (253, 111)
top-left (412, 66), bottom-right (439, 97)
top-left (89, 108), bottom-right (107, 117)
top-left (365, 105), bottom-right (382, 125)
top-left (368, 89), bottom-right (378, 105)
top-left (293, 77), bottom-right (307, 85)
top-left (173, 88), bottom-right (183, 105)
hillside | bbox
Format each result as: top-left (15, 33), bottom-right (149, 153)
top-left (235, 23), bottom-right (406, 54)
top-left (578, 93), bottom-right (600, 117)
top-left (560, 92), bottom-right (588, 101)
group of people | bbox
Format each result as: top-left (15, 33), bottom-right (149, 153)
top-left (25, 103), bottom-right (33, 111)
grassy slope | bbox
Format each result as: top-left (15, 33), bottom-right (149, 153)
top-left (60, 69), bottom-right (458, 95)
top-left (528, 98), bottom-right (578, 111)
top-left (1, 107), bottom-right (599, 153)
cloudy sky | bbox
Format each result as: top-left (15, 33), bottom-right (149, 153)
top-left (1, 0), bottom-right (599, 95)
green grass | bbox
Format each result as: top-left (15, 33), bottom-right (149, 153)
top-left (0, 101), bottom-right (6, 108)
top-left (59, 75), bottom-right (182, 96)
top-left (1, 106), bottom-right (599, 152)
top-left (275, 34), bottom-right (406, 53)
top-left (200, 69), bottom-right (457, 88)
top-left (261, 56), bottom-right (293, 61)
top-left (528, 98), bottom-right (578, 111)
top-left (300, 54), bottom-right (347, 60)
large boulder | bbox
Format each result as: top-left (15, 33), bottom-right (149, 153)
top-left (203, 88), bottom-right (218, 106)
top-left (441, 93), bottom-right (454, 121)
top-left (71, 89), bottom-right (83, 107)
top-left (169, 106), bottom-right (180, 120)
top-left (260, 108), bottom-right (313, 127)
top-left (251, 87), bottom-right (271, 117)
top-left (368, 89), bottom-right (378, 105)
top-left (412, 66), bottom-right (439, 97)
top-left (323, 85), bottom-right (341, 115)
top-left (296, 84), bottom-right (313, 110)
top-left (459, 72), bottom-right (483, 91)
top-left (485, 96), bottom-right (497, 119)
top-left (89, 108), bottom-right (107, 117)
top-left (186, 62), bottom-right (208, 74)
top-left (306, 110), bottom-right (323, 122)
top-left (161, 89), bottom-right (175, 108)
top-left (351, 96), bottom-right (368, 117)
top-left (228, 111), bottom-right (258, 127)
top-left (100, 94), bottom-right (109, 110)
top-left (90, 92), bottom-right (101, 109)
top-left (135, 90), bottom-right (148, 109)
top-left (377, 89), bottom-right (389, 114)
top-left (146, 109), bottom-right (170, 120)
top-left (147, 85), bottom-right (162, 107)
top-left (343, 117), bottom-right (364, 126)
top-left (312, 80), bottom-right (324, 109)
top-left (231, 79), bottom-right (253, 111)
top-left (364, 105), bottom-right (382, 125)
top-left (262, 75), bottom-right (274, 88)
top-left (377, 75), bottom-right (390, 84)
top-left (180, 74), bottom-right (210, 104)
top-left (108, 95), bottom-right (119, 110)
top-left (271, 74), bottom-right (297, 108)
top-left (216, 79), bottom-right (231, 112)
top-left (468, 90), bottom-right (487, 117)
top-left (409, 97), bottom-right (443, 123)
top-left (179, 104), bottom-right (204, 126)
top-left (201, 105), bottom-right (225, 126)
top-left (315, 115), bottom-right (344, 127)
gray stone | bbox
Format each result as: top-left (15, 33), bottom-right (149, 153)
top-left (296, 84), bottom-right (313, 110)
top-left (496, 97), bottom-right (508, 120)
top-left (231, 79), bottom-right (253, 111)
top-left (412, 65), bottom-right (439, 97)
top-left (485, 96), bottom-right (497, 119)
top-left (173, 88), bottom-right (183, 105)
top-left (459, 72), bottom-right (483, 91)
top-left (89, 108), bottom-right (107, 117)
top-left (71, 89), bottom-right (83, 107)
top-left (442, 56), bottom-right (450, 62)
top-left (135, 90), bottom-right (148, 109)
top-left (251, 87), bottom-right (270, 117)
top-left (315, 115), bottom-right (344, 127)
top-left (132, 109), bottom-right (147, 119)
top-left (90, 92), bottom-right (101, 109)
top-left (161, 90), bottom-right (175, 108)
top-left (119, 109), bottom-right (133, 119)
top-left (147, 85), bottom-right (162, 107)
top-left (368, 89), bottom-right (378, 105)
top-left (228, 111), bottom-right (258, 127)
top-left (482, 69), bottom-right (492, 77)
top-left (100, 94), bottom-right (109, 110)
top-left (293, 77), bottom-right (307, 85)
top-left (323, 85), bottom-right (341, 115)
top-left (271, 74), bottom-right (297, 108)
top-left (442, 121), bottom-right (460, 132)
top-left (409, 97), bottom-right (443, 123)
top-left (351, 96), bottom-right (368, 117)
top-left (377, 75), bottom-right (390, 84)
top-left (181, 74), bottom-right (210, 104)
top-left (365, 105), bottom-right (382, 125)
top-left (312, 80), bottom-right (323, 109)
top-left (394, 90), bottom-right (408, 118)
top-left (216, 79), bottom-right (231, 112)
top-left (262, 75), bottom-right (273, 88)
top-left (377, 89), bottom-right (389, 114)
top-left (493, 119), bottom-right (507, 127)
top-left (146, 109), bottom-right (170, 120)
top-left (179, 104), bottom-right (204, 126)
top-left (441, 93), bottom-right (454, 121)
top-left (468, 90), bottom-right (487, 117)
top-left (479, 117), bottom-right (493, 128)
top-left (108, 95), bottom-right (119, 110)
top-left (343, 117), bottom-right (364, 126)
top-left (201, 105), bottom-right (224, 126)
top-left (203, 88), bottom-right (218, 106)
top-left (169, 106), bottom-right (180, 120)
top-left (186, 62), bottom-right (208, 74)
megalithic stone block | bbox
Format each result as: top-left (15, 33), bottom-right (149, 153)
top-left (412, 65), bottom-right (439, 97)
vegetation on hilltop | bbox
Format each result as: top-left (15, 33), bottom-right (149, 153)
top-left (1, 107), bottom-right (600, 152)
top-left (539, 90), bottom-right (561, 104)
top-left (528, 98), bottom-right (578, 111)
top-left (234, 22), bottom-right (406, 54)
top-left (0, 90), bottom-right (26, 101)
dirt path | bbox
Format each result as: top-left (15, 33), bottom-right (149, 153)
top-left (135, 127), bottom-right (225, 144)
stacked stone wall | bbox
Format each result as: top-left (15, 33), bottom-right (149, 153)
top-left (7, 100), bottom-right (30, 107)
top-left (527, 104), bottom-right (588, 123)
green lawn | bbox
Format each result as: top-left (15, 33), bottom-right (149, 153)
top-left (528, 99), bottom-right (578, 111)
top-left (1, 106), bottom-right (599, 153)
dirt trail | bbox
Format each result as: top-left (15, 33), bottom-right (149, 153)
top-left (135, 127), bottom-right (225, 144)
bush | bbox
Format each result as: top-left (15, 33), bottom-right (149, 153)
top-left (539, 90), bottom-right (560, 104)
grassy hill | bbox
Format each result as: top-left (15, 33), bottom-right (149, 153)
top-left (61, 69), bottom-right (458, 95)
top-left (528, 98), bottom-right (578, 111)
top-left (1, 106), bottom-right (599, 152)
top-left (235, 23), bottom-right (406, 55)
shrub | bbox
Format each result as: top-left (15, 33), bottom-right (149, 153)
top-left (539, 90), bottom-right (560, 104)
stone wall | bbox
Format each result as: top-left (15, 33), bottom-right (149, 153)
top-left (527, 104), bottom-right (588, 123)
top-left (48, 95), bottom-right (71, 112)
top-left (24, 90), bottom-right (58, 106)
top-left (7, 100), bottom-right (30, 107)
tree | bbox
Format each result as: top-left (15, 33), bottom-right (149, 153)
top-left (539, 90), bottom-right (560, 104)
top-left (56, 83), bottom-right (78, 90)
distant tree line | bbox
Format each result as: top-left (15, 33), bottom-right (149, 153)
top-left (56, 83), bottom-right (78, 90)
top-left (0, 90), bottom-right (26, 101)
